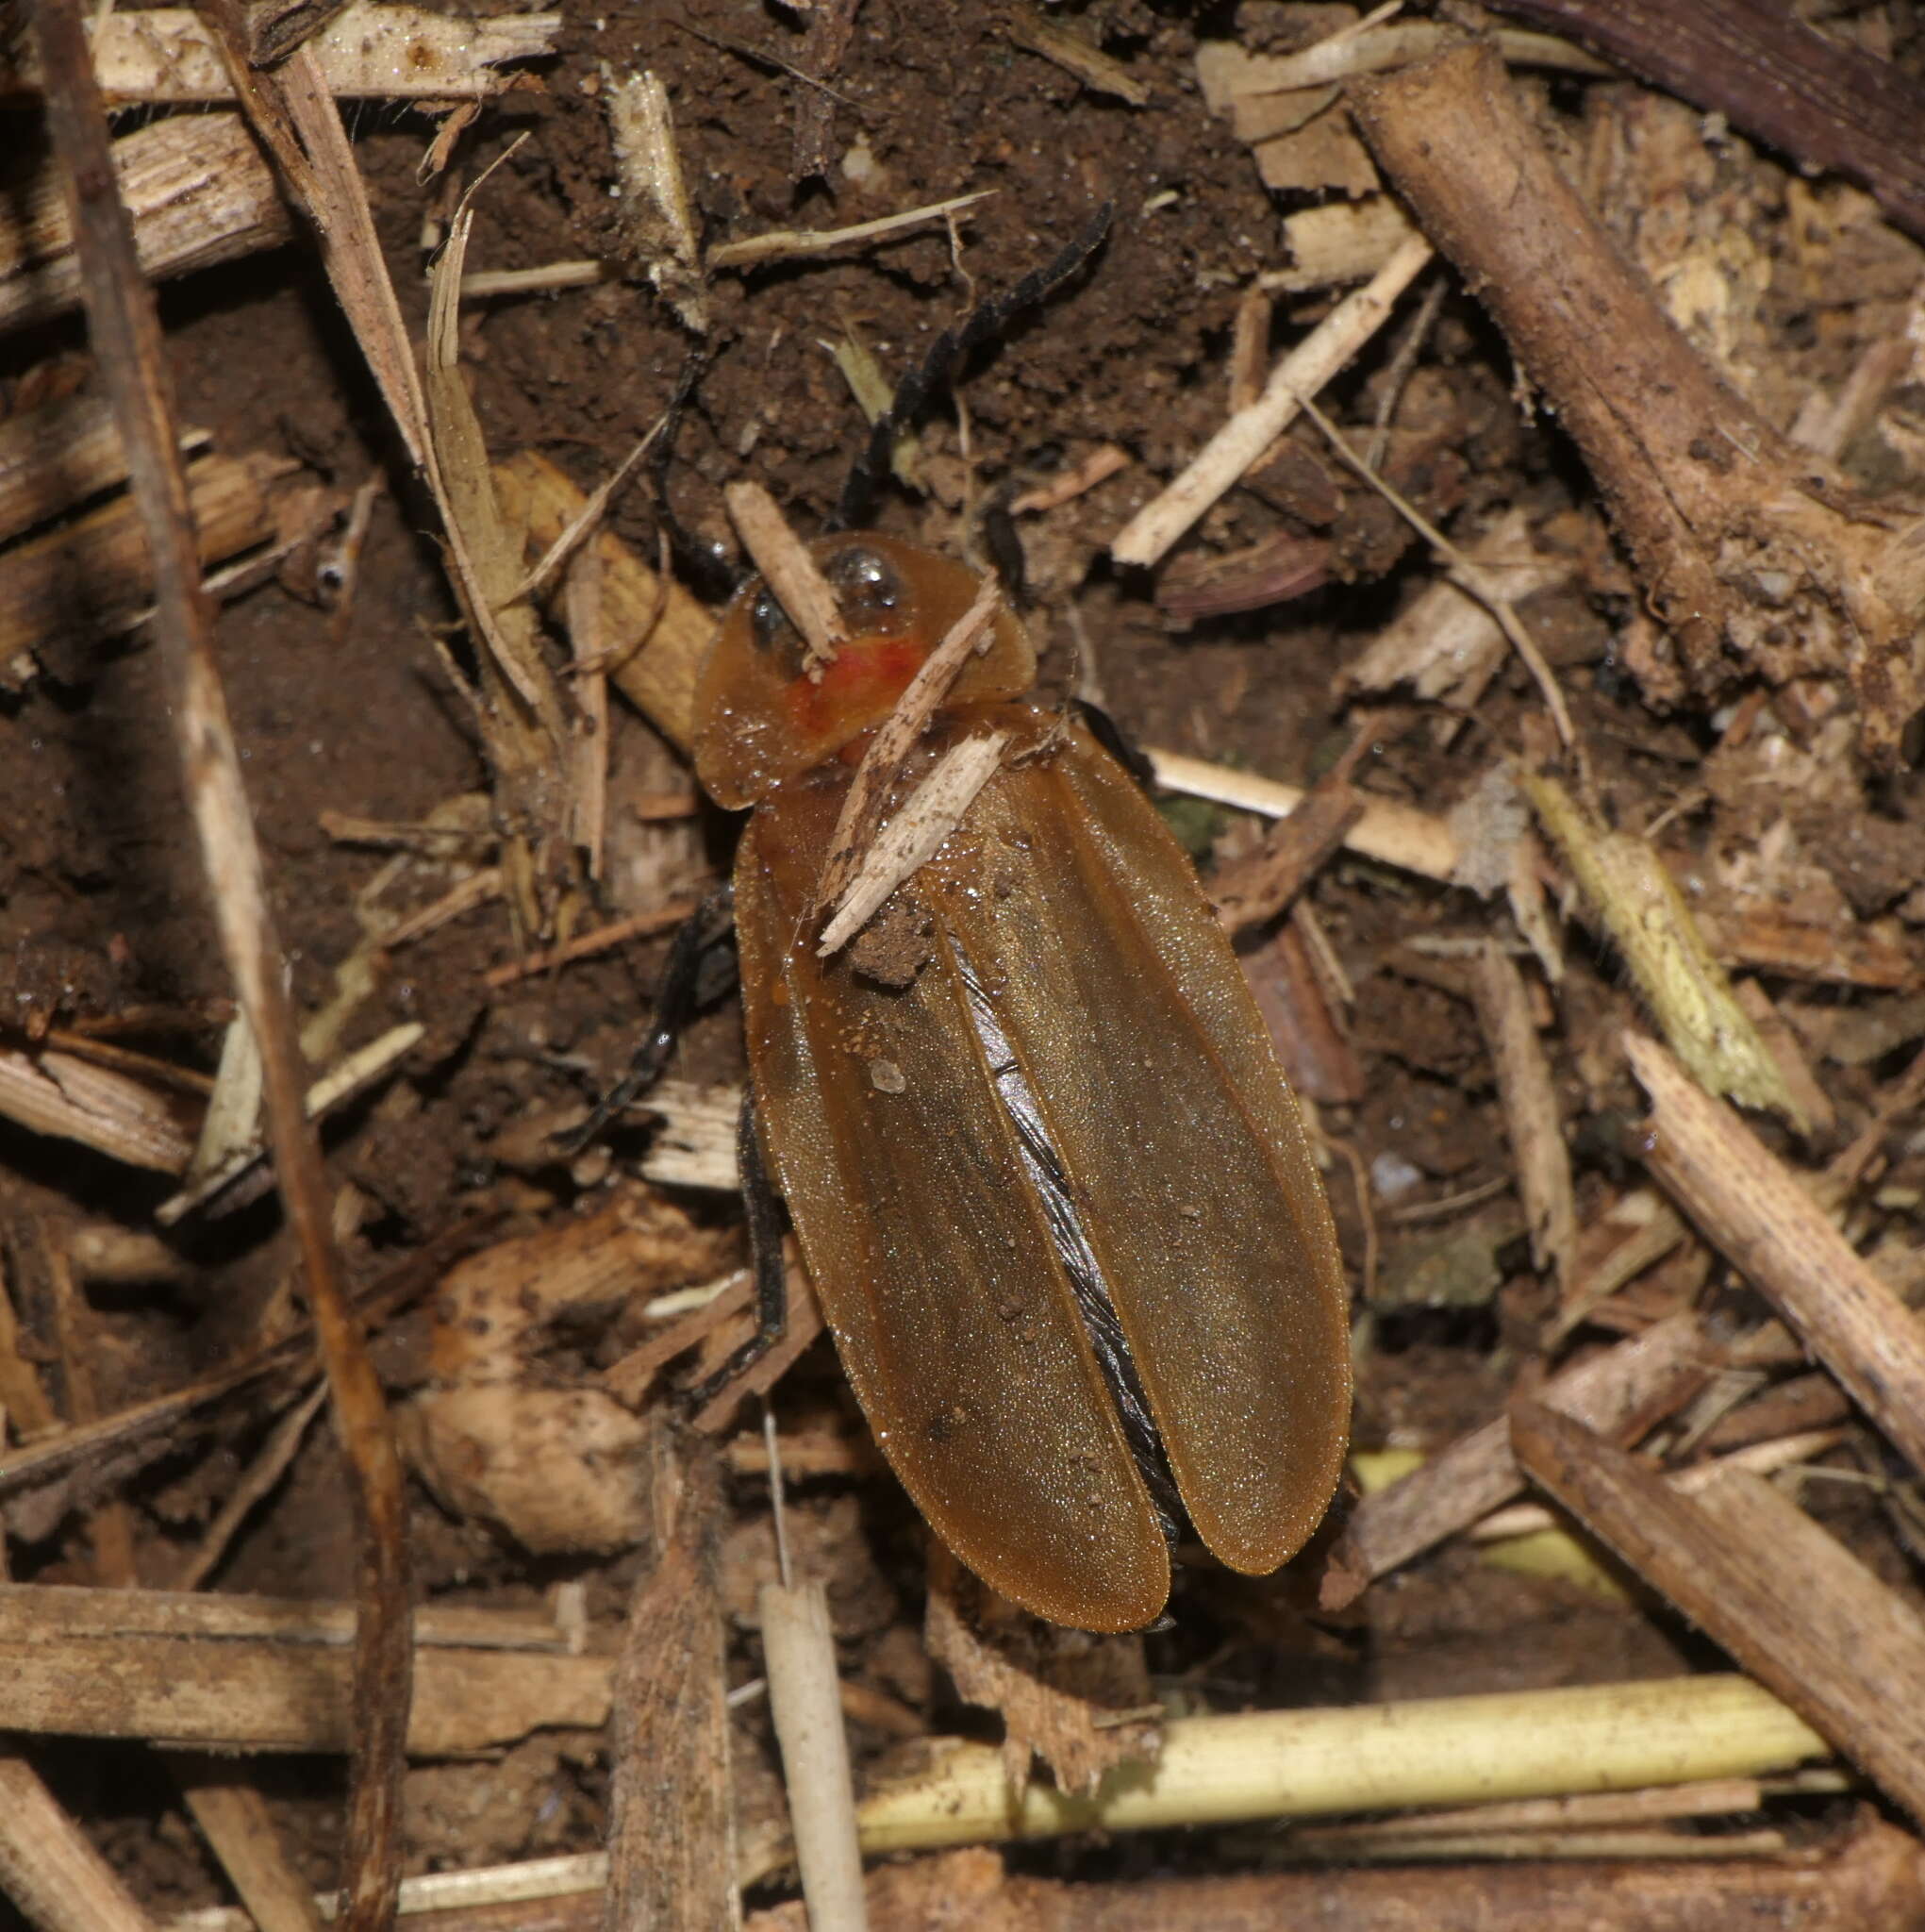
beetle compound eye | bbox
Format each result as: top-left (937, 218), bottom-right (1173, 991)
top-left (749, 588), bottom-right (793, 654)
top-left (825, 545), bottom-right (907, 631)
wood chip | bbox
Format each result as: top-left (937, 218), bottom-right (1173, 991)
top-left (811, 572), bottom-right (1002, 926)
top-left (1004, 10), bottom-right (1150, 106)
top-left (817, 731), bottom-right (1009, 957)
top-left (0, 115), bottom-right (290, 339)
top-left (1321, 1310), bottom-right (1712, 1607)
top-left (0, 1045), bottom-right (196, 1174)
top-left (603, 69), bottom-right (706, 331)
top-left (725, 479), bottom-right (847, 667)
top-left (1110, 234), bottom-right (1433, 567)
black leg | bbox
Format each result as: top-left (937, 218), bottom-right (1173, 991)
top-left (1073, 697), bottom-right (1158, 796)
top-left (561, 883), bottom-right (738, 1154)
top-left (687, 1081), bottom-right (791, 1407)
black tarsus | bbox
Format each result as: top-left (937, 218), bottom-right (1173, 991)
top-left (560, 883), bottom-right (739, 1154)
top-left (686, 1081), bottom-right (791, 1407)
top-left (831, 203), bottom-right (1116, 532)
top-left (979, 496), bottom-right (1029, 608)
top-left (1073, 697), bottom-right (1158, 797)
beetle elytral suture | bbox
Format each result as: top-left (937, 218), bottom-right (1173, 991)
top-left (694, 531), bottom-right (1352, 1632)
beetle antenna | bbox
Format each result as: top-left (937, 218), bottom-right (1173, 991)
top-left (830, 202), bottom-right (1115, 531)
top-left (649, 340), bottom-right (747, 604)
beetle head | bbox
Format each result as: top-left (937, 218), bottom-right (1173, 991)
top-left (693, 533), bottom-right (1037, 808)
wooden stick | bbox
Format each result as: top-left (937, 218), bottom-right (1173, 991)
top-left (1349, 44), bottom-right (1925, 763)
top-left (161, 1813), bottom-right (1925, 1929)
top-left (0, 1582), bottom-right (574, 1652)
top-left (1626, 1033), bottom-right (1925, 1481)
top-left (1109, 233), bottom-right (1433, 567)
top-left (1471, 1424), bottom-right (1848, 1541)
top-left (1485, 0), bottom-right (1925, 242)
top-left (1514, 1403), bottom-right (1925, 1826)
top-left (481, 896), bottom-right (698, 987)
top-left (171, 1759), bottom-right (326, 1932)
top-left (1321, 1309), bottom-right (1711, 1606)
top-left (1207, 777), bottom-right (1362, 936)
top-left (491, 451), bottom-right (714, 754)
top-left (171, 1381), bottom-right (328, 1591)
top-left (0, 114), bottom-right (290, 338)
top-left (0, 5), bottom-right (556, 105)
top-left (805, 1819), bottom-right (1923, 1928)
top-left (1472, 940), bottom-right (1576, 1287)
top-left (708, 190), bottom-right (995, 270)
top-left (602, 1424), bottom-right (735, 1930)
top-left (1147, 749), bottom-right (1462, 881)
top-left (0, 1629), bottom-right (608, 1755)
top-left (36, 12), bottom-right (413, 1925)
top-left (0, 1751), bottom-right (158, 1932)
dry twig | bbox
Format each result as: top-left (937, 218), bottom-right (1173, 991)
top-left (1109, 234), bottom-right (1434, 567)
top-left (35, 7), bottom-right (413, 1922)
top-left (602, 1424), bottom-right (736, 1929)
top-left (708, 190), bottom-right (994, 271)
top-left (1472, 941), bottom-right (1576, 1288)
top-left (1627, 1034), bottom-right (1925, 1481)
top-left (1515, 1404), bottom-right (1925, 1826)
